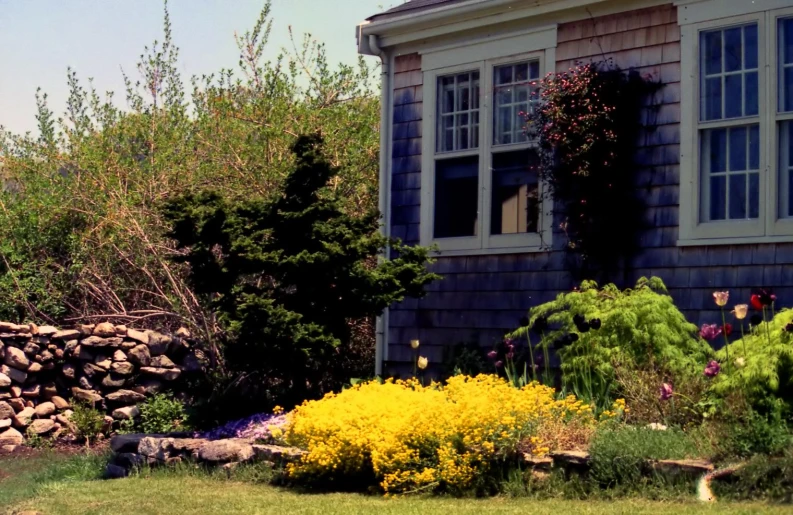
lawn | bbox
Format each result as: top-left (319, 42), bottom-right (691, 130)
top-left (0, 452), bottom-right (789, 515)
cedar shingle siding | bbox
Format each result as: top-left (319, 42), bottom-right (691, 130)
top-left (385, 4), bottom-right (793, 372)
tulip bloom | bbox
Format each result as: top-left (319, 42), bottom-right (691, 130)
top-left (659, 383), bottom-right (673, 401)
top-left (732, 304), bottom-right (748, 320)
top-left (417, 356), bottom-right (428, 370)
top-left (699, 324), bottom-right (722, 341)
top-left (713, 291), bottom-right (729, 307)
top-left (410, 339), bottom-right (420, 350)
top-left (487, 350), bottom-right (498, 360)
top-left (704, 360), bottom-right (721, 378)
top-left (750, 294), bottom-right (763, 310)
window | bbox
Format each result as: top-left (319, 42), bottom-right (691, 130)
top-left (420, 28), bottom-right (556, 255)
top-left (679, 3), bottom-right (793, 244)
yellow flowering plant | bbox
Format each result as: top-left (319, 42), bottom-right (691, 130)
top-left (285, 374), bottom-right (619, 494)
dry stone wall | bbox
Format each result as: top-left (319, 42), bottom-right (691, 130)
top-left (0, 321), bottom-right (205, 448)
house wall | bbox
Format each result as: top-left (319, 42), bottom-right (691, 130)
top-left (386, 3), bottom-right (793, 374)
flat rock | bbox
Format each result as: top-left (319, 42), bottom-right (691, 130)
top-left (36, 325), bottom-right (58, 336)
top-left (71, 387), bottom-right (103, 404)
top-left (112, 350), bottom-right (127, 362)
top-left (128, 345), bottom-right (151, 366)
top-left (126, 329), bottom-right (149, 345)
top-left (26, 362), bottom-right (42, 374)
top-left (22, 342), bottom-right (40, 355)
top-left (8, 398), bottom-right (25, 411)
top-left (551, 450), bottom-right (591, 466)
top-left (251, 444), bottom-right (306, 464)
top-left (198, 439), bottom-right (254, 463)
top-left (106, 389), bottom-right (145, 404)
top-left (34, 402), bottom-right (56, 418)
top-left (51, 396), bottom-right (70, 410)
top-left (0, 372), bottom-right (9, 387)
top-left (28, 419), bottom-right (56, 435)
top-left (41, 384), bottom-right (57, 399)
top-left (3, 346), bottom-right (30, 370)
top-left (0, 322), bottom-right (27, 332)
top-left (78, 376), bottom-right (94, 390)
top-left (101, 374), bottom-right (127, 389)
top-left (52, 329), bottom-right (80, 340)
top-left (95, 358), bottom-right (112, 370)
top-left (21, 384), bottom-right (40, 398)
top-left (0, 364), bottom-right (26, 384)
top-left (81, 336), bottom-right (114, 348)
top-left (110, 433), bottom-right (148, 453)
top-left (150, 355), bottom-right (176, 369)
top-left (523, 454), bottom-right (554, 471)
top-left (0, 427), bottom-right (24, 445)
top-left (112, 405), bottom-right (140, 420)
top-left (62, 363), bottom-right (77, 380)
top-left (140, 367), bottom-right (181, 381)
top-left (0, 419), bottom-right (11, 429)
top-left (93, 322), bottom-right (117, 337)
top-left (654, 459), bottom-right (715, 474)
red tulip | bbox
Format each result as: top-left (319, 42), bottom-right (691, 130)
top-left (750, 294), bottom-right (763, 310)
top-left (722, 323), bottom-right (733, 337)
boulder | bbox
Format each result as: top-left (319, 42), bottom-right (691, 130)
top-left (8, 398), bottom-right (25, 411)
top-left (140, 367), bottom-right (181, 381)
top-left (198, 439), bottom-right (255, 463)
top-left (0, 427), bottom-right (24, 446)
top-left (147, 332), bottom-right (171, 356)
top-left (128, 345), bottom-right (151, 367)
top-left (110, 433), bottom-right (148, 453)
top-left (0, 365), bottom-right (26, 384)
top-left (0, 372), bottom-right (10, 388)
top-left (51, 396), bottom-right (70, 410)
top-left (62, 363), bottom-right (77, 380)
top-left (138, 437), bottom-right (173, 460)
top-left (21, 384), bottom-right (40, 398)
top-left (81, 336), bottom-right (113, 348)
top-left (151, 355), bottom-right (176, 369)
top-left (113, 452), bottom-right (145, 469)
top-left (101, 374), bottom-right (127, 389)
top-left (28, 419), bottom-right (56, 435)
top-left (39, 350), bottom-right (54, 363)
top-left (175, 327), bottom-right (191, 338)
top-left (52, 329), bottom-right (80, 340)
top-left (83, 362), bottom-right (106, 378)
top-left (114, 325), bottom-right (128, 336)
top-left (105, 463), bottom-right (129, 479)
top-left (27, 362), bottom-right (42, 374)
top-left (106, 389), bottom-right (145, 404)
top-left (64, 339), bottom-right (79, 354)
top-left (111, 361), bottom-right (135, 376)
top-left (95, 358), bottom-right (113, 371)
top-left (0, 401), bottom-right (14, 419)
top-left (78, 324), bottom-right (95, 336)
top-left (93, 322), bottom-right (117, 337)
top-left (12, 407), bottom-right (34, 427)
top-left (71, 387), bottom-right (103, 404)
top-left (3, 346), bottom-right (30, 370)
top-left (112, 405), bottom-right (140, 420)
top-left (22, 341), bottom-right (41, 355)
top-left (126, 329), bottom-right (149, 345)
top-left (112, 350), bottom-right (127, 362)
top-left (78, 376), bottom-right (94, 390)
top-left (34, 402), bottom-right (56, 418)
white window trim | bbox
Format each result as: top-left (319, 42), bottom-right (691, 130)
top-left (678, 1), bottom-right (793, 246)
top-left (420, 27), bottom-right (556, 256)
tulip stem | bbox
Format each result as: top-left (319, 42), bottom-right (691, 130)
top-left (721, 308), bottom-right (732, 376)
top-left (739, 323), bottom-right (747, 358)
top-left (526, 331), bottom-right (537, 383)
top-left (541, 330), bottom-right (550, 386)
top-left (762, 307), bottom-right (772, 346)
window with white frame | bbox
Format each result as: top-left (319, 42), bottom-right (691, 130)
top-left (679, 1), bottom-right (793, 244)
top-left (420, 29), bottom-right (555, 255)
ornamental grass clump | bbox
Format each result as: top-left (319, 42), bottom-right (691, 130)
top-left (285, 375), bottom-right (604, 494)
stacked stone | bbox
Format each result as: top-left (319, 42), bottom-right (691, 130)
top-left (0, 321), bottom-right (204, 449)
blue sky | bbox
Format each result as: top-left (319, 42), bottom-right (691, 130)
top-left (0, 0), bottom-right (389, 135)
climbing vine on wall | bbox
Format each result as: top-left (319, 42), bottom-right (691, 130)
top-left (525, 61), bottom-right (662, 281)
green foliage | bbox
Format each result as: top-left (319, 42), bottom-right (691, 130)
top-left (0, 1), bottom-right (379, 334)
top-left (70, 401), bottom-right (105, 445)
top-left (705, 401), bottom-right (792, 460)
top-left (510, 277), bottom-right (713, 406)
top-left (711, 449), bottom-right (793, 503)
top-left (135, 393), bottom-right (190, 434)
top-left (711, 308), bottom-right (793, 410)
top-left (163, 135), bottom-right (439, 413)
top-left (588, 425), bottom-right (700, 486)
top-left (442, 342), bottom-right (489, 378)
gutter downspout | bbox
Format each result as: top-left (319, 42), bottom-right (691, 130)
top-left (370, 34), bottom-right (390, 377)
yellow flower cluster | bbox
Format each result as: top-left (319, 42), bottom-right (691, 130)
top-left (285, 374), bottom-right (603, 493)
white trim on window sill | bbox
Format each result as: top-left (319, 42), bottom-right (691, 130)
top-left (430, 245), bottom-right (552, 258)
top-left (677, 234), bottom-right (793, 247)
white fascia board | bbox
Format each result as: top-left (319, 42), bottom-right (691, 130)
top-left (357, 0), bottom-right (608, 54)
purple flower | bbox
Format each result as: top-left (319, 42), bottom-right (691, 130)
top-left (699, 324), bottom-right (722, 341)
top-left (198, 413), bottom-right (288, 442)
top-left (506, 352), bottom-right (515, 360)
top-left (659, 383), bottom-right (673, 401)
top-left (704, 360), bottom-right (721, 378)
top-left (495, 360), bottom-right (504, 368)
top-left (487, 350), bottom-right (498, 360)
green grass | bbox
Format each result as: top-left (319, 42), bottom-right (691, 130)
top-left (8, 475), bottom-right (791, 515)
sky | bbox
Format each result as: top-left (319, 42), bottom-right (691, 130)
top-left (0, 0), bottom-right (391, 135)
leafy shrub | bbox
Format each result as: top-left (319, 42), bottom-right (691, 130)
top-left (588, 425), bottom-right (700, 486)
top-left (710, 449), bottom-right (793, 503)
top-left (285, 374), bottom-right (601, 494)
top-left (70, 401), bottom-right (105, 445)
top-left (702, 400), bottom-right (792, 460)
top-left (712, 308), bottom-right (793, 411)
top-left (510, 277), bottom-right (712, 406)
top-left (163, 135), bottom-right (439, 415)
top-left (136, 393), bottom-right (190, 434)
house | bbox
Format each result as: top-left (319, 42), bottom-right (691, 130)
top-left (356, 0), bottom-right (793, 375)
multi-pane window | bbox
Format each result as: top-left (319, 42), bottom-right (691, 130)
top-left (699, 24), bottom-right (760, 223)
top-left (426, 55), bottom-right (549, 252)
top-left (437, 71), bottom-right (480, 152)
top-left (779, 18), bottom-right (793, 219)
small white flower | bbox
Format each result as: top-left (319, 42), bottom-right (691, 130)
top-left (735, 357), bottom-right (745, 367)
top-left (647, 423), bottom-right (668, 431)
